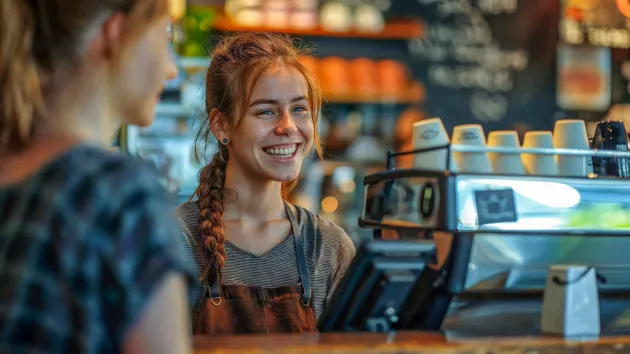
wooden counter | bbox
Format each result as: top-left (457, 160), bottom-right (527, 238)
top-left (194, 332), bottom-right (630, 353)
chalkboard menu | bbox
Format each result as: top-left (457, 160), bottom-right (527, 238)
top-left (408, 0), bottom-right (558, 132)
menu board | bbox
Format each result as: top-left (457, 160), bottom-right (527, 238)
top-left (409, 0), bottom-right (557, 132)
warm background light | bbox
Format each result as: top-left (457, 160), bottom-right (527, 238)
top-left (321, 196), bottom-right (339, 213)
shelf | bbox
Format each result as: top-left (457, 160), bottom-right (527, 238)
top-left (324, 82), bottom-right (424, 104)
top-left (213, 16), bottom-right (424, 40)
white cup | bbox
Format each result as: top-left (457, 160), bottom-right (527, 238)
top-left (487, 130), bottom-right (525, 175)
top-left (411, 118), bottom-right (455, 171)
top-left (522, 131), bottom-right (559, 176)
top-left (451, 124), bottom-right (492, 174)
top-left (553, 119), bottom-right (593, 177)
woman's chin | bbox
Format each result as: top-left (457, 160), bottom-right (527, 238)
top-left (267, 170), bottom-right (300, 183)
top-left (122, 101), bottom-right (157, 128)
top-left (274, 175), bottom-right (300, 183)
top-left (259, 161), bottom-right (302, 182)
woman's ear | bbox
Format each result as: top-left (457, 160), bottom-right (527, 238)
top-left (209, 108), bottom-right (230, 141)
top-left (91, 13), bottom-right (126, 59)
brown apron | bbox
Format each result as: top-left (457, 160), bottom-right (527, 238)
top-left (194, 202), bottom-right (318, 335)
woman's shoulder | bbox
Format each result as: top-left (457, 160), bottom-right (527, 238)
top-left (20, 145), bottom-right (168, 215)
top-left (54, 146), bottom-right (177, 240)
top-left (52, 145), bottom-right (159, 186)
top-left (63, 144), bottom-right (149, 174)
top-left (292, 205), bottom-right (356, 299)
top-left (25, 146), bottom-right (181, 256)
top-left (292, 204), bottom-right (355, 256)
top-left (175, 201), bottom-right (200, 236)
top-left (175, 201), bottom-right (206, 257)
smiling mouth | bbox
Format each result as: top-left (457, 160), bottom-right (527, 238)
top-left (263, 143), bottom-right (300, 159)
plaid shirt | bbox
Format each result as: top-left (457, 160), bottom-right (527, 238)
top-left (0, 145), bottom-right (194, 353)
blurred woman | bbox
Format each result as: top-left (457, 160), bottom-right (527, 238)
top-left (0, 0), bottom-right (193, 353)
top-left (177, 32), bottom-right (355, 334)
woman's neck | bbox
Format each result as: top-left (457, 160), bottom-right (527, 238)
top-left (0, 107), bottom-right (119, 186)
top-left (36, 66), bottom-right (122, 148)
top-left (222, 163), bottom-right (286, 222)
top-left (41, 81), bottom-right (121, 147)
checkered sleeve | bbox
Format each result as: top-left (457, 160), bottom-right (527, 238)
top-left (98, 164), bottom-right (195, 346)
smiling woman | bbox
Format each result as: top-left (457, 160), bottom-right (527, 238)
top-left (176, 32), bottom-right (356, 335)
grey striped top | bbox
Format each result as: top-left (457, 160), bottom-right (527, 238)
top-left (175, 201), bottom-right (356, 324)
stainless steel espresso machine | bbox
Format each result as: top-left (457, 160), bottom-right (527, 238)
top-left (359, 145), bottom-right (630, 338)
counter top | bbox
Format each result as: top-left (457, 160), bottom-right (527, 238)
top-left (194, 332), bottom-right (630, 354)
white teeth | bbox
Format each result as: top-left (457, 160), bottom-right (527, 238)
top-left (264, 144), bottom-right (297, 157)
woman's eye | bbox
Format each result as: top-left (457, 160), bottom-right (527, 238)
top-left (292, 106), bottom-right (308, 113)
top-left (257, 110), bottom-right (275, 116)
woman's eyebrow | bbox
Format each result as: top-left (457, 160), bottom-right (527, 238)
top-left (248, 96), bottom-right (308, 107)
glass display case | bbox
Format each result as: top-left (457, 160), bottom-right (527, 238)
top-left (123, 116), bottom-right (209, 204)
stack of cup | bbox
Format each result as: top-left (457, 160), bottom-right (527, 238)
top-left (451, 124), bottom-right (492, 174)
top-left (411, 118), bottom-right (456, 172)
top-left (522, 131), bottom-right (559, 176)
top-left (553, 119), bottom-right (593, 177)
top-left (487, 130), bottom-right (525, 175)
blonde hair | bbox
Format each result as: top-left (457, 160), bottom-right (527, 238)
top-left (0, 0), bottom-right (169, 156)
top-left (193, 32), bottom-right (324, 284)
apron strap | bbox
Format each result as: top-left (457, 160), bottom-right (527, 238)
top-left (284, 201), bottom-right (312, 307)
top-left (207, 202), bottom-right (312, 307)
top-left (208, 274), bottom-right (222, 306)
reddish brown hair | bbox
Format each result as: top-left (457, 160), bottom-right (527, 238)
top-left (0, 0), bottom-right (169, 156)
top-left (193, 32), bottom-right (324, 284)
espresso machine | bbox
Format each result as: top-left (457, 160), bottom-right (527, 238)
top-left (359, 144), bottom-right (630, 338)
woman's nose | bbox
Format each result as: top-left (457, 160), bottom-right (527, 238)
top-left (166, 56), bottom-right (178, 81)
top-left (274, 111), bottom-right (298, 135)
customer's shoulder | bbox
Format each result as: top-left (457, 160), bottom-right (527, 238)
top-left (67, 145), bottom-right (147, 173)
top-left (31, 146), bottom-right (176, 246)
top-left (61, 146), bottom-right (157, 187)
top-left (45, 146), bottom-right (166, 210)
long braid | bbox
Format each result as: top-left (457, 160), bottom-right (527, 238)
top-left (195, 145), bottom-right (228, 285)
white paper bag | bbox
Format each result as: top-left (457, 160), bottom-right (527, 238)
top-left (541, 265), bottom-right (601, 337)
